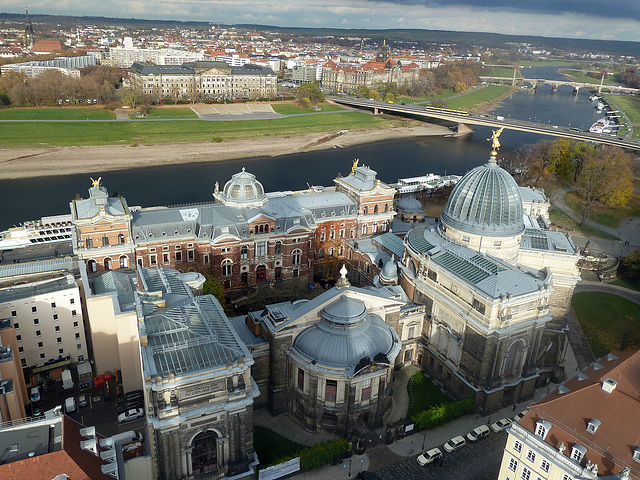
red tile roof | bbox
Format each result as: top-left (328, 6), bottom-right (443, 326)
top-left (31, 40), bottom-right (65, 53)
top-left (520, 350), bottom-right (640, 478)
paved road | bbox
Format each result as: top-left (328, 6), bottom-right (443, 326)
top-left (373, 430), bottom-right (507, 480)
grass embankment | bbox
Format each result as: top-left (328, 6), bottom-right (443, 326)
top-left (142, 107), bottom-right (198, 118)
top-left (549, 207), bottom-right (618, 240)
top-left (446, 85), bottom-right (513, 111)
top-left (481, 66), bottom-right (519, 78)
top-left (572, 292), bottom-right (640, 359)
top-left (407, 372), bottom-right (452, 419)
top-left (559, 69), bottom-right (620, 86)
top-left (0, 111), bottom-right (398, 148)
top-left (517, 60), bottom-right (576, 67)
top-left (0, 108), bottom-right (115, 120)
top-left (564, 190), bottom-right (640, 229)
top-left (604, 95), bottom-right (640, 139)
top-left (253, 426), bottom-right (305, 467)
top-left (273, 103), bottom-right (345, 115)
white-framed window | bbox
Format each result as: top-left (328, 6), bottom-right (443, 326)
top-left (513, 440), bottom-right (523, 453)
top-left (571, 445), bottom-right (586, 463)
top-left (526, 450), bottom-right (536, 463)
top-left (292, 249), bottom-right (302, 265)
top-left (255, 242), bottom-right (266, 257)
top-left (535, 420), bottom-right (550, 440)
top-left (562, 475), bottom-right (573, 480)
top-left (540, 459), bottom-right (550, 473)
top-left (520, 467), bottom-right (531, 480)
top-left (222, 259), bottom-right (233, 276)
top-left (508, 458), bottom-right (518, 473)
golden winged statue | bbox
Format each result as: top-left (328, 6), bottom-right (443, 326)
top-left (351, 159), bottom-right (359, 175)
top-left (488, 127), bottom-right (504, 155)
top-left (90, 176), bottom-right (102, 187)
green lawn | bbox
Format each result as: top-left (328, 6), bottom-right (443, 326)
top-left (559, 70), bottom-right (620, 86)
top-left (548, 207), bottom-right (618, 240)
top-left (445, 85), bottom-right (513, 111)
top-left (0, 108), bottom-right (115, 120)
top-left (571, 292), bottom-right (640, 358)
top-left (254, 426), bottom-right (305, 467)
top-left (604, 94), bottom-right (640, 124)
top-left (481, 67), bottom-right (519, 78)
top-left (611, 276), bottom-right (640, 291)
top-left (143, 107), bottom-right (198, 118)
top-left (407, 372), bottom-right (452, 419)
top-left (517, 60), bottom-right (576, 67)
top-left (0, 111), bottom-right (397, 147)
top-left (272, 103), bottom-right (345, 115)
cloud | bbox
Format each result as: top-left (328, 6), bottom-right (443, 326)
top-left (4, 0), bottom-right (640, 41)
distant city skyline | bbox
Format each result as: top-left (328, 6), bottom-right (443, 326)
top-left (2, 0), bottom-right (640, 43)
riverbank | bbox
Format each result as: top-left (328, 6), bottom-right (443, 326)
top-left (0, 123), bottom-right (451, 180)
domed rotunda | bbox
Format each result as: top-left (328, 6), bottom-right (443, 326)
top-left (440, 155), bottom-right (524, 262)
top-left (213, 167), bottom-right (268, 208)
top-left (288, 294), bottom-right (400, 432)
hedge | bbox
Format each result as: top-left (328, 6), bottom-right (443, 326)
top-left (411, 397), bottom-right (475, 430)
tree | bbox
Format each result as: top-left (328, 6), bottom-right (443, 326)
top-left (297, 82), bottom-right (324, 106)
top-left (574, 145), bottom-right (633, 224)
top-left (118, 86), bottom-right (147, 109)
top-left (621, 249), bottom-right (640, 280)
top-left (203, 276), bottom-right (226, 308)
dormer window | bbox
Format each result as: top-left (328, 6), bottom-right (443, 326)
top-left (570, 444), bottom-right (586, 463)
top-left (633, 447), bottom-right (640, 463)
top-left (587, 419), bottom-right (601, 434)
top-left (535, 419), bottom-right (552, 440)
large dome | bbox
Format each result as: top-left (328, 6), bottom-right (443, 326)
top-left (216, 167), bottom-right (267, 208)
top-left (441, 157), bottom-right (524, 237)
top-left (292, 296), bottom-right (399, 376)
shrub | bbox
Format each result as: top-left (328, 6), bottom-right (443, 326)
top-left (411, 397), bottom-right (475, 430)
top-left (299, 439), bottom-right (349, 470)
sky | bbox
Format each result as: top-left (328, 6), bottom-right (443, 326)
top-left (3, 0), bottom-right (640, 42)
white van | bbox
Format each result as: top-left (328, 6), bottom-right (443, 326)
top-left (30, 386), bottom-right (41, 403)
top-left (65, 397), bottom-right (76, 413)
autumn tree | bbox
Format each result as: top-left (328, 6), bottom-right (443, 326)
top-left (297, 82), bottom-right (324, 107)
top-left (574, 145), bottom-right (633, 224)
top-left (203, 276), bottom-right (226, 309)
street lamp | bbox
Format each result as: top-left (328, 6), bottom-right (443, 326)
top-left (422, 432), bottom-right (427, 450)
top-left (348, 458), bottom-right (352, 477)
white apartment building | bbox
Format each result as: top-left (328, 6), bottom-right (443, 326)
top-left (0, 272), bottom-right (88, 369)
top-left (497, 350), bottom-right (640, 480)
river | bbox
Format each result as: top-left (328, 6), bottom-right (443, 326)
top-left (0, 66), bottom-right (607, 230)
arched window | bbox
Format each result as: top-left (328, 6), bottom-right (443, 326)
top-left (102, 235), bottom-right (109, 247)
top-left (372, 223), bottom-right (378, 234)
top-left (318, 249), bottom-right (325, 259)
top-left (264, 223), bottom-right (270, 232)
top-left (292, 248), bottom-right (302, 265)
top-left (118, 233), bottom-right (125, 245)
top-left (329, 247), bottom-right (334, 257)
top-left (258, 225), bottom-right (264, 234)
top-left (85, 237), bottom-right (93, 248)
top-left (119, 255), bottom-right (128, 268)
top-left (363, 206), bottom-right (368, 215)
top-left (275, 241), bottom-right (282, 255)
top-left (87, 259), bottom-right (97, 273)
top-left (338, 245), bottom-right (343, 256)
top-left (191, 430), bottom-right (218, 476)
top-left (254, 225), bottom-right (259, 235)
top-left (384, 203), bottom-right (389, 213)
top-left (221, 259), bottom-right (233, 276)
top-left (240, 245), bottom-right (248, 259)
top-left (362, 224), bottom-right (367, 235)
top-left (374, 204), bottom-right (379, 214)
top-left (104, 258), bottom-right (112, 271)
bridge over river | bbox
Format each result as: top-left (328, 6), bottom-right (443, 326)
top-left (479, 76), bottom-right (639, 95)
top-left (329, 96), bottom-right (640, 151)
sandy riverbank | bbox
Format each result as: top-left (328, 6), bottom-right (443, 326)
top-left (0, 123), bottom-right (452, 180)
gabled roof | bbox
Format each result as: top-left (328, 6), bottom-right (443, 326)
top-left (520, 350), bottom-right (640, 478)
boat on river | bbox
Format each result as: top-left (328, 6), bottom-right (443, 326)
top-left (0, 214), bottom-right (73, 250)
top-left (589, 118), bottom-right (610, 134)
top-left (391, 173), bottom-right (461, 194)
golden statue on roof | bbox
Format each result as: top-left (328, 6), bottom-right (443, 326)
top-left (90, 176), bottom-right (102, 187)
top-left (351, 159), bottom-right (359, 175)
top-left (488, 127), bottom-right (504, 156)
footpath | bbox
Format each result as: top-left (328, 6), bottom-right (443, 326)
top-left (254, 344), bottom-right (580, 480)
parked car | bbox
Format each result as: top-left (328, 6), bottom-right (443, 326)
top-left (417, 447), bottom-right (442, 466)
top-left (33, 406), bottom-right (44, 418)
top-left (30, 386), bottom-right (41, 403)
top-left (78, 393), bottom-right (89, 408)
top-left (443, 436), bottom-right (466, 453)
top-left (467, 425), bottom-right (490, 442)
top-left (122, 441), bottom-right (144, 460)
top-left (513, 410), bottom-right (528, 422)
top-left (356, 472), bottom-right (377, 480)
top-left (65, 396), bottom-right (77, 414)
top-left (118, 389), bottom-right (143, 405)
top-left (117, 399), bottom-right (143, 415)
top-left (118, 407), bottom-right (144, 423)
top-left (491, 418), bottom-right (513, 433)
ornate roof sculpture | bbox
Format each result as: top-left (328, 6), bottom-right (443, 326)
top-left (291, 295), bottom-right (400, 376)
top-left (214, 167), bottom-right (268, 208)
top-left (441, 127), bottom-right (524, 237)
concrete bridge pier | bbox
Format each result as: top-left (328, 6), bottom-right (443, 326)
top-left (551, 84), bottom-right (558, 93)
top-left (456, 123), bottom-right (474, 136)
top-left (573, 86), bottom-right (579, 95)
